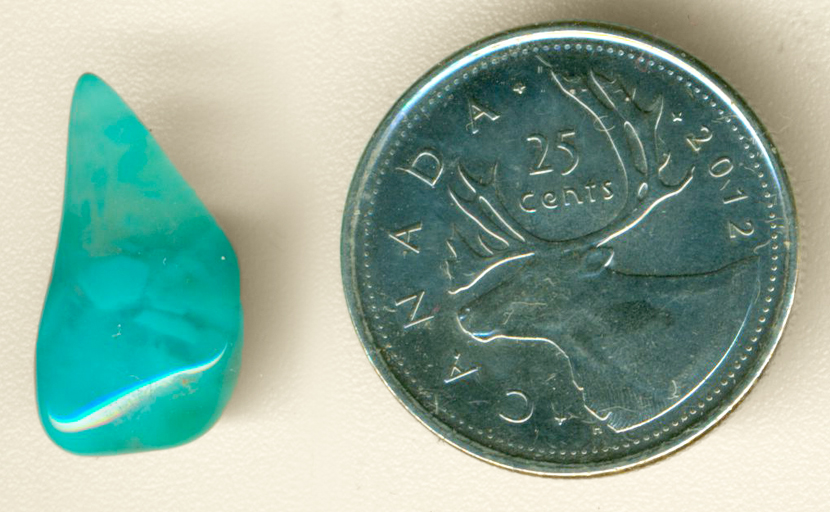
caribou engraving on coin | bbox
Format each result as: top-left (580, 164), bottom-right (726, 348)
top-left (342, 23), bottom-right (797, 475)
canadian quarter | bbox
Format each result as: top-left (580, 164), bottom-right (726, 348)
top-left (341, 22), bottom-right (797, 476)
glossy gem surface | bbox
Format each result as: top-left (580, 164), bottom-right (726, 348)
top-left (36, 74), bottom-right (243, 455)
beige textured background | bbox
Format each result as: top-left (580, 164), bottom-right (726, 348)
top-left (1, 0), bottom-right (827, 510)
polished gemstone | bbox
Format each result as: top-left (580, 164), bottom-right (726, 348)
top-left (36, 74), bottom-right (243, 455)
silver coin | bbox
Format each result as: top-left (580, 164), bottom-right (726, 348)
top-left (341, 22), bottom-right (797, 476)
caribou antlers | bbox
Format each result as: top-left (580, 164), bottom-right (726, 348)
top-left (537, 57), bottom-right (694, 248)
top-left (445, 162), bottom-right (534, 293)
top-left (444, 60), bottom-right (696, 289)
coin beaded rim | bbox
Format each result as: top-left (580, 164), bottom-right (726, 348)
top-left (341, 21), bottom-right (798, 476)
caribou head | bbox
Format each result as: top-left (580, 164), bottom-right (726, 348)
top-left (444, 64), bottom-right (757, 432)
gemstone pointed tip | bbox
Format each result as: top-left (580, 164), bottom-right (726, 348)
top-left (76, 72), bottom-right (103, 85)
top-left (72, 73), bottom-right (110, 101)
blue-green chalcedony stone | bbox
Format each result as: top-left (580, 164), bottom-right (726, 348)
top-left (36, 74), bottom-right (243, 455)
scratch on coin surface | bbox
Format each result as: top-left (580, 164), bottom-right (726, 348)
top-left (669, 380), bottom-right (681, 399)
top-left (754, 240), bottom-right (771, 253)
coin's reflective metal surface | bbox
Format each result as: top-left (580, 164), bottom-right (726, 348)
top-left (341, 22), bottom-right (797, 476)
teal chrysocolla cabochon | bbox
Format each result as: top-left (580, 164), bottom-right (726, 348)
top-left (36, 74), bottom-right (243, 455)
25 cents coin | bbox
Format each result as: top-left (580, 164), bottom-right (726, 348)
top-left (341, 22), bottom-right (797, 476)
